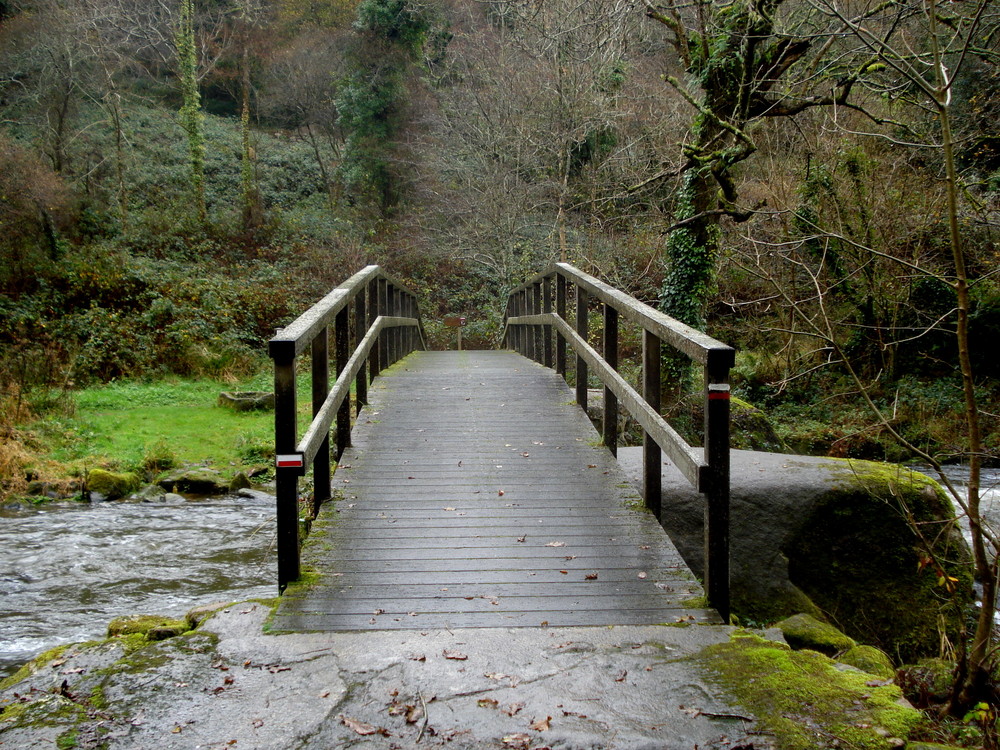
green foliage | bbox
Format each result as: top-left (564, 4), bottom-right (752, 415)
top-left (354, 0), bottom-right (431, 54)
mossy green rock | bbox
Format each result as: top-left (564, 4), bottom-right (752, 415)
top-left (697, 632), bottom-right (919, 750)
top-left (776, 613), bottom-right (856, 655)
top-left (87, 468), bottom-right (141, 500)
top-left (897, 658), bottom-right (955, 706)
top-left (643, 450), bottom-right (972, 662)
top-left (839, 645), bottom-right (895, 679)
top-left (905, 743), bottom-right (966, 750)
top-left (158, 467), bottom-right (229, 494)
top-left (107, 614), bottom-right (189, 640)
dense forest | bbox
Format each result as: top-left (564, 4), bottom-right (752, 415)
top-left (1, 0), bottom-right (1000, 728)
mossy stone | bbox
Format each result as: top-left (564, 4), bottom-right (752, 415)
top-left (107, 614), bottom-right (189, 640)
top-left (697, 632), bottom-right (920, 750)
top-left (840, 645), bottom-right (895, 679)
top-left (776, 613), bottom-right (856, 655)
top-left (905, 743), bottom-right (966, 750)
top-left (786, 460), bottom-right (971, 663)
top-left (157, 467), bottom-right (228, 494)
top-left (896, 658), bottom-right (955, 707)
top-left (87, 469), bottom-right (141, 500)
top-left (229, 472), bottom-right (252, 491)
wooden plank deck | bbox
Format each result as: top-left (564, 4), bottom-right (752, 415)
top-left (272, 350), bottom-right (719, 631)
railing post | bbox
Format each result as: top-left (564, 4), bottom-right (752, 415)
top-left (378, 278), bottom-right (389, 367)
top-left (273, 347), bottom-right (299, 592)
top-left (542, 275), bottom-right (553, 368)
top-left (603, 304), bottom-right (618, 456)
top-left (311, 328), bottom-right (331, 510)
top-left (335, 305), bottom-right (350, 459)
top-left (369, 278), bottom-right (381, 379)
top-left (704, 351), bottom-right (732, 623)
top-left (532, 281), bottom-right (543, 363)
top-left (643, 330), bottom-right (662, 518)
top-left (575, 285), bottom-right (588, 410)
top-left (389, 285), bottom-right (401, 365)
top-left (556, 274), bottom-right (567, 377)
top-left (355, 285), bottom-right (368, 412)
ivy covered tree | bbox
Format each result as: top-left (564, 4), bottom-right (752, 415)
top-left (645, 0), bottom-right (859, 333)
top-left (176, 0), bottom-right (207, 223)
top-left (336, 0), bottom-right (442, 211)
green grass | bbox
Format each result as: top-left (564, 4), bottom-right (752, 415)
top-left (33, 374), bottom-right (318, 479)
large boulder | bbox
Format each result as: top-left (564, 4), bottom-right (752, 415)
top-left (87, 469), bottom-right (141, 500)
top-left (157, 467), bottom-right (230, 495)
top-left (617, 449), bottom-right (971, 662)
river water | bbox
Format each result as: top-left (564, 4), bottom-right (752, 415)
top-left (0, 493), bottom-right (276, 679)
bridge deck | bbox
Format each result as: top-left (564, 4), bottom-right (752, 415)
top-left (272, 350), bottom-right (718, 631)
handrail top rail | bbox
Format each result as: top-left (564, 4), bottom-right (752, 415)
top-left (510, 262), bottom-right (734, 367)
top-left (268, 265), bottom-right (420, 359)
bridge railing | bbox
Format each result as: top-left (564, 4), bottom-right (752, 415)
top-left (268, 265), bottom-right (425, 592)
top-left (502, 262), bottom-right (734, 621)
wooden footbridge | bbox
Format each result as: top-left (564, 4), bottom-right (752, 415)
top-left (267, 265), bottom-right (734, 630)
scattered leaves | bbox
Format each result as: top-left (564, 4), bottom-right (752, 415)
top-left (341, 715), bottom-right (385, 736)
top-left (443, 649), bottom-right (468, 661)
top-left (585, 573), bottom-right (598, 580)
top-left (530, 715), bottom-right (552, 731)
top-left (502, 732), bottom-right (532, 749)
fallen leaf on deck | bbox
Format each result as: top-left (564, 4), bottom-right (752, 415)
top-left (478, 698), bottom-right (499, 709)
top-left (443, 649), bottom-right (468, 661)
top-left (530, 716), bottom-right (552, 731)
top-left (484, 672), bottom-right (510, 681)
top-left (638, 571), bottom-right (647, 579)
top-left (517, 535), bottom-right (527, 543)
top-left (564, 555), bottom-right (576, 561)
top-left (545, 541), bottom-right (565, 547)
top-left (585, 573), bottom-right (599, 580)
top-left (502, 732), bottom-right (532, 749)
top-left (498, 490), bottom-right (505, 496)
top-left (503, 702), bottom-right (525, 716)
top-left (407, 653), bottom-right (426, 662)
top-left (614, 670), bottom-right (627, 682)
top-left (406, 705), bottom-right (424, 723)
top-left (559, 570), bottom-right (568, 575)
top-left (443, 507), bottom-right (456, 511)
top-left (587, 464), bottom-right (597, 468)
top-left (341, 715), bottom-right (383, 736)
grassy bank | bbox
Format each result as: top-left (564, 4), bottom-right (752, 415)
top-left (0, 373), bottom-right (322, 502)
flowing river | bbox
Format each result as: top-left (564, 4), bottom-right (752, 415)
top-left (2, 466), bottom-right (998, 681)
top-left (0, 492), bottom-right (276, 679)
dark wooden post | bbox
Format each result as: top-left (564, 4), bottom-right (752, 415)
top-left (542, 275), bottom-right (553, 368)
top-left (272, 344), bottom-right (299, 592)
top-left (643, 330), bottom-right (662, 518)
top-left (355, 286), bottom-right (368, 412)
top-left (575, 285), bottom-right (588, 410)
top-left (525, 288), bottom-right (537, 361)
top-left (603, 304), bottom-right (619, 456)
top-left (514, 291), bottom-right (524, 355)
top-left (311, 328), bottom-right (331, 509)
top-left (504, 296), bottom-right (512, 349)
top-left (335, 305), bottom-right (350, 458)
top-left (368, 279), bottom-right (381, 379)
top-left (532, 281), bottom-right (543, 363)
top-left (704, 350), bottom-right (732, 623)
top-left (556, 274), bottom-right (567, 377)
top-left (390, 285), bottom-right (401, 365)
top-left (377, 277), bottom-right (389, 371)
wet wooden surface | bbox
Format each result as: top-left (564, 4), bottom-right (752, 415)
top-left (273, 350), bottom-right (718, 631)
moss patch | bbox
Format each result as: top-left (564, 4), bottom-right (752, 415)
top-left (696, 632), bottom-right (920, 750)
top-left (786, 460), bottom-right (971, 663)
top-left (839, 645), bottom-right (895, 680)
top-left (86, 468), bottom-right (141, 499)
top-left (776, 613), bottom-right (855, 655)
top-left (107, 614), bottom-right (190, 640)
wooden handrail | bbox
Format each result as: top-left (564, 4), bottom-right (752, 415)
top-left (268, 266), bottom-right (426, 593)
top-left (502, 263), bottom-right (734, 622)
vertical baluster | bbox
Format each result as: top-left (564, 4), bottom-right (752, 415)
top-left (335, 306), bottom-right (350, 458)
top-left (524, 288), bottom-right (535, 361)
top-left (377, 277), bottom-right (388, 371)
top-left (575, 285), bottom-right (588, 410)
top-left (368, 278), bottom-right (380, 380)
top-left (704, 350), bottom-right (732, 623)
top-left (532, 282), bottom-right (543, 363)
top-left (355, 286), bottom-right (368, 413)
top-left (312, 326), bottom-right (331, 509)
top-left (556, 275), bottom-right (567, 377)
top-left (272, 345), bottom-right (299, 592)
top-left (603, 304), bottom-right (618, 456)
top-left (542, 275), bottom-right (553, 368)
top-left (643, 330), bottom-right (662, 518)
